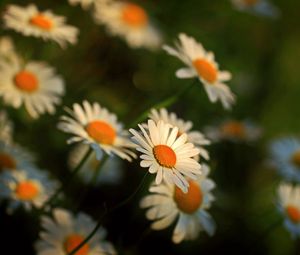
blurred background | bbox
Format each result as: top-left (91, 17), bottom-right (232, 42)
top-left (1, 0), bottom-right (300, 254)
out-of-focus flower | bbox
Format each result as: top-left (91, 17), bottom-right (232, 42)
top-left (0, 168), bottom-right (58, 212)
top-left (270, 137), bottom-right (300, 182)
top-left (0, 141), bottom-right (35, 173)
top-left (3, 4), bottom-right (79, 48)
top-left (205, 120), bottom-right (262, 142)
top-left (278, 183), bottom-right (300, 238)
top-left (68, 0), bottom-right (96, 10)
top-left (35, 208), bottom-right (117, 255)
top-left (130, 119), bottom-right (201, 193)
top-left (0, 111), bottom-right (13, 144)
top-left (149, 108), bottom-right (210, 161)
top-left (231, 0), bottom-right (280, 18)
top-left (163, 33), bottom-right (235, 109)
top-left (0, 36), bottom-right (18, 64)
top-left (0, 57), bottom-right (65, 118)
top-left (68, 144), bottom-right (123, 185)
top-left (141, 164), bottom-right (215, 243)
top-left (58, 100), bottom-right (136, 161)
top-left (93, 0), bottom-right (162, 50)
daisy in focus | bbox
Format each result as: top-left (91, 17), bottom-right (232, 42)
top-left (93, 0), bottom-right (162, 50)
top-left (0, 111), bottom-right (13, 144)
top-left (0, 141), bottom-right (35, 173)
top-left (231, 0), bottom-right (280, 18)
top-left (149, 108), bottom-right (211, 160)
top-left (68, 144), bottom-right (123, 185)
top-left (205, 119), bottom-right (262, 142)
top-left (3, 4), bottom-right (79, 48)
top-left (58, 100), bottom-right (136, 161)
top-left (140, 164), bottom-right (216, 243)
top-left (163, 33), bottom-right (235, 109)
top-left (129, 119), bottom-right (201, 193)
top-left (278, 183), bottom-right (300, 238)
top-left (270, 137), bottom-right (300, 182)
top-left (0, 57), bottom-right (65, 118)
top-left (0, 168), bottom-right (58, 212)
top-left (68, 0), bottom-right (96, 10)
top-left (35, 208), bottom-right (116, 255)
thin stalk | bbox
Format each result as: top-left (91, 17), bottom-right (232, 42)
top-left (68, 172), bottom-right (149, 255)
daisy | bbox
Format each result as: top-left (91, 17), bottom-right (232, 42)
top-left (58, 100), bottom-right (136, 161)
top-left (140, 164), bottom-right (216, 243)
top-left (68, 0), bottom-right (96, 10)
top-left (93, 0), bottom-right (162, 49)
top-left (3, 4), bottom-right (79, 48)
top-left (270, 137), bottom-right (300, 183)
top-left (0, 168), bottom-right (59, 212)
top-left (205, 119), bottom-right (262, 142)
top-left (129, 119), bottom-right (201, 193)
top-left (0, 36), bottom-right (18, 64)
top-left (68, 144), bottom-right (123, 185)
top-left (0, 111), bottom-right (13, 144)
top-left (0, 141), bottom-right (35, 173)
top-left (149, 108), bottom-right (210, 160)
top-left (0, 57), bottom-right (65, 118)
top-left (163, 33), bottom-right (235, 109)
top-left (231, 0), bottom-right (280, 18)
top-left (35, 208), bottom-right (116, 255)
top-left (277, 183), bottom-right (300, 238)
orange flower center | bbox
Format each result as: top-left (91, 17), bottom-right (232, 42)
top-left (85, 120), bottom-right (116, 145)
top-left (14, 71), bottom-right (39, 93)
top-left (15, 181), bottom-right (39, 200)
top-left (30, 14), bottom-right (53, 30)
top-left (244, 0), bottom-right (259, 6)
top-left (122, 3), bottom-right (148, 27)
top-left (291, 150), bottom-right (300, 168)
top-left (286, 205), bottom-right (300, 223)
top-left (192, 58), bottom-right (217, 83)
top-left (64, 234), bottom-right (90, 255)
top-left (221, 121), bottom-right (246, 138)
top-left (174, 180), bottom-right (203, 214)
top-left (153, 145), bottom-right (176, 168)
top-left (0, 153), bottom-right (16, 171)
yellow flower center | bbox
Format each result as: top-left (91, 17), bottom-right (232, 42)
top-left (122, 3), bottom-right (148, 27)
top-left (153, 145), bottom-right (176, 168)
top-left (85, 120), bottom-right (116, 145)
top-left (64, 234), bottom-right (90, 255)
top-left (192, 58), bottom-right (218, 83)
top-left (15, 181), bottom-right (39, 200)
top-left (30, 14), bottom-right (53, 30)
top-left (291, 150), bottom-right (300, 168)
top-left (14, 71), bottom-right (39, 93)
top-left (174, 180), bottom-right (203, 214)
top-left (0, 153), bottom-right (16, 171)
top-left (286, 205), bottom-right (300, 223)
top-left (221, 121), bottom-right (246, 139)
top-left (244, 0), bottom-right (259, 6)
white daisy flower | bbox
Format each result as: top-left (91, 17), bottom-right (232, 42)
top-left (129, 119), bottom-right (201, 193)
top-left (231, 0), bottom-right (280, 18)
top-left (270, 137), bottom-right (300, 183)
top-left (68, 144), bottom-right (123, 185)
top-left (0, 36), bottom-right (18, 64)
top-left (35, 208), bottom-right (117, 255)
top-left (163, 33), bottom-right (235, 109)
top-left (278, 183), bottom-right (300, 238)
top-left (93, 0), bottom-right (162, 50)
top-left (68, 0), bottom-right (96, 10)
top-left (0, 56), bottom-right (65, 118)
top-left (0, 111), bottom-right (13, 144)
top-left (140, 164), bottom-right (216, 243)
top-left (58, 100), bottom-right (136, 162)
top-left (149, 108), bottom-right (210, 160)
top-left (3, 4), bottom-right (79, 48)
top-left (0, 168), bottom-right (59, 212)
top-left (0, 141), bottom-right (35, 173)
top-left (205, 119), bottom-right (262, 142)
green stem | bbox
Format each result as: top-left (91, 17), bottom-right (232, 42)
top-left (68, 172), bottom-right (149, 255)
top-left (39, 148), bottom-right (93, 212)
top-left (128, 79), bottom-right (196, 128)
